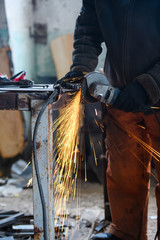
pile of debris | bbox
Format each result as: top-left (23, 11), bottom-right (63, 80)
top-left (0, 209), bottom-right (109, 240)
top-left (0, 211), bottom-right (33, 240)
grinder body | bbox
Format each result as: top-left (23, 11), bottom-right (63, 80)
top-left (82, 72), bottom-right (120, 104)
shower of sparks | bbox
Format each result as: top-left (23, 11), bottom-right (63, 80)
top-left (127, 128), bottom-right (160, 162)
top-left (108, 116), bottom-right (160, 181)
top-left (53, 90), bottom-right (84, 220)
top-left (108, 116), bottom-right (160, 162)
top-left (23, 91), bottom-right (160, 235)
top-left (133, 135), bottom-right (160, 164)
top-left (131, 151), bottom-right (159, 182)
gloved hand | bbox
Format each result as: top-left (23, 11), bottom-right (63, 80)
top-left (56, 70), bottom-right (86, 88)
top-left (113, 82), bottom-right (149, 112)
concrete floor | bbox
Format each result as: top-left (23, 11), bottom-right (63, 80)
top-left (0, 177), bottom-right (157, 240)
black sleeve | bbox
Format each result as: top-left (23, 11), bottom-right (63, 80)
top-left (70, 0), bottom-right (104, 72)
top-left (135, 61), bottom-right (160, 105)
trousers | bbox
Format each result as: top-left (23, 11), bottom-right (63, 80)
top-left (105, 108), bottom-right (160, 240)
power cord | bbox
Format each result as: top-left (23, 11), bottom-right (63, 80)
top-left (33, 89), bottom-right (58, 240)
top-left (155, 228), bottom-right (160, 240)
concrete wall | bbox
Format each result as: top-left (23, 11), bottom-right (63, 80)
top-left (4, 0), bottom-right (36, 80)
top-left (33, 0), bottom-right (105, 79)
top-left (33, 0), bottom-right (82, 82)
top-left (0, 0), bottom-right (9, 48)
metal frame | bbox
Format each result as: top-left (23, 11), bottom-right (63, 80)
top-left (31, 99), bottom-right (54, 240)
top-left (0, 92), bottom-right (55, 240)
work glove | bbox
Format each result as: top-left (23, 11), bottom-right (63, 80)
top-left (113, 82), bottom-right (149, 112)
top-left (56, 70), bottom-right (86, 89)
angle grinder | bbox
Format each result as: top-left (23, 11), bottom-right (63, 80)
top-left (81, 71), bottom-right (120, 105)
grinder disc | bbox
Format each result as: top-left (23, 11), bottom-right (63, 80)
top-left (81, 71), bottom-right (109, 103)
top-left (81, 78), bottom-right (98, 103)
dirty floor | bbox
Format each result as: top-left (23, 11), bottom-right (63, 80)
top-left (0, 178), bottom-right (157, 240)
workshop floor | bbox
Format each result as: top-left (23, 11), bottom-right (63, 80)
top-left (0, 177), bottom-right (157, 240)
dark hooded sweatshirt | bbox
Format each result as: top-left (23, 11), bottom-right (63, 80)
top-left (71, 0), bottom-right (160, 105)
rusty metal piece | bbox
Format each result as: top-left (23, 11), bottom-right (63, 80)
top-left (0, 92), bottom-right (53, 111)
top-left (0, 237), bottom-right (14, 240)
top-left (34, 226), bottom-right (43, 239)
top-left (31, 99), bottom-right (55, 240)
top-left (0, 212), bottom-right (24, 228)
top-left (0, 93), bottom-right (17, 110)
top-left (0, 91), bottom-right (57, 240)
top-left (94, 220), bottom-right (109, 232)
top-left (36, 142), bottom-right (41, 149)
top-left (0, 212), bottom-right (35, 238)
top-left (17, 94), bottom-right (30, 110)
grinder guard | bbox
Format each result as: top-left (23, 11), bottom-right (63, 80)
top-left (82, 71), bottom-right (119, 104)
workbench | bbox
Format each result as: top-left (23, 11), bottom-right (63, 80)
top-left (0, 91), bottom-right (55, 240)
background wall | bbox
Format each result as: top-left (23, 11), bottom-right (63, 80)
top-left (0, 0), bottom-right (9, 48)
top-left (4, 0), bottom-right (35, 80)
top-left (4, 0), bottom-right (106, 83)
top-left (4, 0), bottom-right (82, 82)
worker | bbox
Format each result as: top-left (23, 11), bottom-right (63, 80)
top-left (58, 1), bottom-right (160, 240)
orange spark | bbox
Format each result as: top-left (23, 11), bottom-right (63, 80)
top-left (151, 107), bottom-right (160, 109)
top-left (27, 177), bottom-right (33, 188)
top-left (23, 161), bottom-right (31, 172)
top-left (89, 134), bottom-right (97, 166)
